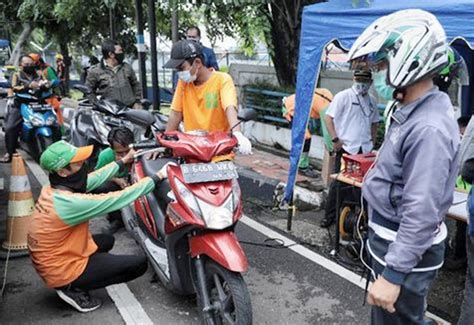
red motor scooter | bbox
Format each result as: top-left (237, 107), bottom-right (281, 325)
top-left (124, 110), bottom-right (256, 325)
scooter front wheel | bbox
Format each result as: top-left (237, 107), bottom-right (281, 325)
top-left (197, 259), bottom-right (252, 325)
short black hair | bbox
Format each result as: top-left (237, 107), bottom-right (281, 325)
top-left (187, 26), bottom-right (201, 37)
top-left (107, 127), bottom-right (134, 148)
top-left (102, 39), bottom-right (119, 59)
top-left (458, 116), bottom-right (471, 128)
top-left (461, 158), bottom-right (474, 185)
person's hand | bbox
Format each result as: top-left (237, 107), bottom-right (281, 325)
top-left (367, 276), bottom-right (401, 313)
top-left (234, 131), bottom-right (252, 155)
top-left (120, 149), bottom-right (136, 165)
top-left (156, 162), bottom-right (177, 180)
top-left (112, 177), bottom-right (129, 189)
top-left (333, 139), bottom-right (343, 151)
top-left (29, 81), bottom-right (40, 90)
top-left (146, 151), bottom-right (160, 160)
top-left (133, 102), bottom-right (143, 110)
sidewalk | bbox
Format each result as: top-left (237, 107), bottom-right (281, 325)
top-left (234, 146), bottom-right (326, 209)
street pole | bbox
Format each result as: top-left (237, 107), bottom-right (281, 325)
top-left (171, 0), bottom-right (179, 90)
top-left (109, 7), bottom-right (116, 39)
top-left (134, 0), bottom-right (147, 99)
top-left (147, 0), bottom-right (160, 110)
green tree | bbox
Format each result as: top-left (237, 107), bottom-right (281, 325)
top-left (197, 0), bottom-right (325, 87)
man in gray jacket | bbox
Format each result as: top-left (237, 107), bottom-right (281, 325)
top-left (348, 9), bottom-right (459, 324)
top-left (86, 40), bottom-right (142, 109)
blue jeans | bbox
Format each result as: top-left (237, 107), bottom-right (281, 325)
top-left (368, 230), bottom-right (443, 325)
top-left (459, 234), bottom-right (474, 325)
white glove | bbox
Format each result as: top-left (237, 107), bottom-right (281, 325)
top-left (156, 162), bottom-right (177, 180)
top-left (234, 131), bottom-right (252, 155)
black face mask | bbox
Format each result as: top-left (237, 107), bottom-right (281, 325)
top-left (49, 163), bottom-right (88, 193)
top-left (23, 66), bottom-right (36, 75)
top-left (114, 52), bottom-right (125, 64)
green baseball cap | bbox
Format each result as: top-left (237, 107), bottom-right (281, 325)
top-left (40, 140), bottom-right (93, 172)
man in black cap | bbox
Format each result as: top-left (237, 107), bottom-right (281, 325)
top-left (164, 40), bottom-right (252, 155)
top-left (321, 69), bottom-right (380, 227)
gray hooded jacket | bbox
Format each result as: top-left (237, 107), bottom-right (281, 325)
top-left (362, 87), bottom-right (460, 281)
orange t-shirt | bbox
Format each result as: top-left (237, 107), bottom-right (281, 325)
top-left (171, 71), bottom-right (237, 132)
top-left (283, 88), bottom-right (333, 121)
top-left (28, 186), bottom-right (97, 288)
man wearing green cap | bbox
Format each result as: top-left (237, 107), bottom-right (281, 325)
top-left (27, 140), bottom-right (172, 313)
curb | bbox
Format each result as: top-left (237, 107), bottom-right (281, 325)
top-left (237, 166), bottom-right (325, 209)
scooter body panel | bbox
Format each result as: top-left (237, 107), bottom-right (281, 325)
top-left (189, 231), bottom-right (248, 273)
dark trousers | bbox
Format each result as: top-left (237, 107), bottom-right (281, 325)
top-left (459, 234), bottom-right (474, 325)
top-left (69, 234), bottom-right (148, 291)
top-left (368, 230), bottom-right (443, 325)
top-left (92, 181), bottom-right (123, 223)
top-left (454, 221), bottom-right (467, 258)
top-left (4, 105), bottom-right (22, 156)
top-left (324, 148), bottom-right (361, 220)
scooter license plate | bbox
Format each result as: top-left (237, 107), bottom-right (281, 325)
top-left (31, 104), bottom-right (51, 111)
top-left (181, 161), bottom-right (238, 184)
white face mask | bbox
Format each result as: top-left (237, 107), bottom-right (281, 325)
top-left (177, 64), bottom-right (197, 83)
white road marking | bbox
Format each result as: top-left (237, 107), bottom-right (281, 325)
top-left (0, 177), bottom-right (4, 190)
top-left (240, 216), bottom-right (450, 325)
top-left (21, 150), bottom-right (154, 325)
top-left (106, 284), bottom-right (153, 325)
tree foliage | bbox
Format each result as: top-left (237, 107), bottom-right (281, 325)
top-left (194, 0), bottom-right (325, 87)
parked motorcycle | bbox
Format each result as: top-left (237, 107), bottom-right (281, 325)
top-left (70, 84), bottom-right (158, 166)
top-left (13, 88), bottom-right (61, 161)
top-left (124, 109), bottom-right (257, 324)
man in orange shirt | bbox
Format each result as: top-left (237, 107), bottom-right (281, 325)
top-left (282, 89), bottom-right (333, 177)
top-left (164, 40), bottom-right (252, 155)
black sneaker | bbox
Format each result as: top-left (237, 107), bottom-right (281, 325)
top-left (56, 287), bottom-right (102, 313)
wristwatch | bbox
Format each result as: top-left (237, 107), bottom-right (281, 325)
top-left (332, 137), bottom-right (340, 143)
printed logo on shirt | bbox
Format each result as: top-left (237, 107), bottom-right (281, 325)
top-left (205, 92), bottom-right (219, 110)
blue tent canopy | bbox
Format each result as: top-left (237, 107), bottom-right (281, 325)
top-left (0, 39), bottom-right (9, 48)
top-left (285, 0), bottom-right (474, 201)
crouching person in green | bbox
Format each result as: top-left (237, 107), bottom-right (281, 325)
top-left (28, 140), bottom-right (173, 312)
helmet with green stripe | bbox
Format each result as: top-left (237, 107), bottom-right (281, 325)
top-left (348, 9), bottom-right (449, 89)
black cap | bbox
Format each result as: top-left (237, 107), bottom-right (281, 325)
top-left (164, 40), bottom-right (203, 69)
top-left (353, 69), bottom-right (372, 80)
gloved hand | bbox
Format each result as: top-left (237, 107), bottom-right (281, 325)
top-left (156, 162), bottom-right (177, 180)
top-left (234, 131), bottom-right (252, 155)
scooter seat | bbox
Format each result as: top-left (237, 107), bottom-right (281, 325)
top-left (140, 156), bottom-right (176, 178)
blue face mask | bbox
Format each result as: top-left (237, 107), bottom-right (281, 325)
top-left (374, 69), bottom-right (395, 101)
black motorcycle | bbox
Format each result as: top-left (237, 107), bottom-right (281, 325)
top-left (70, 84), bottom-right (159, 167)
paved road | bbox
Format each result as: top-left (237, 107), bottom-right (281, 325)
top-left (0, 151), bottom-right (372, 325)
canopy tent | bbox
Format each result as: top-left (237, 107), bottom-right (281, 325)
top-left (285, 0), bottom-right (474, 202)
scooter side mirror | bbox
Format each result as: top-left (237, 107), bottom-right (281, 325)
top-left (238, 108), bottom-right (257, 122)
top-left (120, 109), bottom-right (156, 127)
top-left (73, 84), bottom-right (92, 95)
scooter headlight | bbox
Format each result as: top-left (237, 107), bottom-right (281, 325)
top-left (45, 115), bottom-right (57, 126)
top-left (174, 178), bottom-right (234, 230)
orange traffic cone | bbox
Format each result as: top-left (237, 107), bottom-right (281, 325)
top-left (2, 153), bottom-right (34, 251)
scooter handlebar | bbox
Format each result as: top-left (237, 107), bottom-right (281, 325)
top-left (130, 142), bottom-right (160, 150)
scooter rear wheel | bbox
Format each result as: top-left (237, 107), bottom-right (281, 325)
top-left (197, 259), bottom-right (252, 325)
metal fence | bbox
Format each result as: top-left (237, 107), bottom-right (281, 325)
top-left (133, 50), bottom-right (272, 89)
